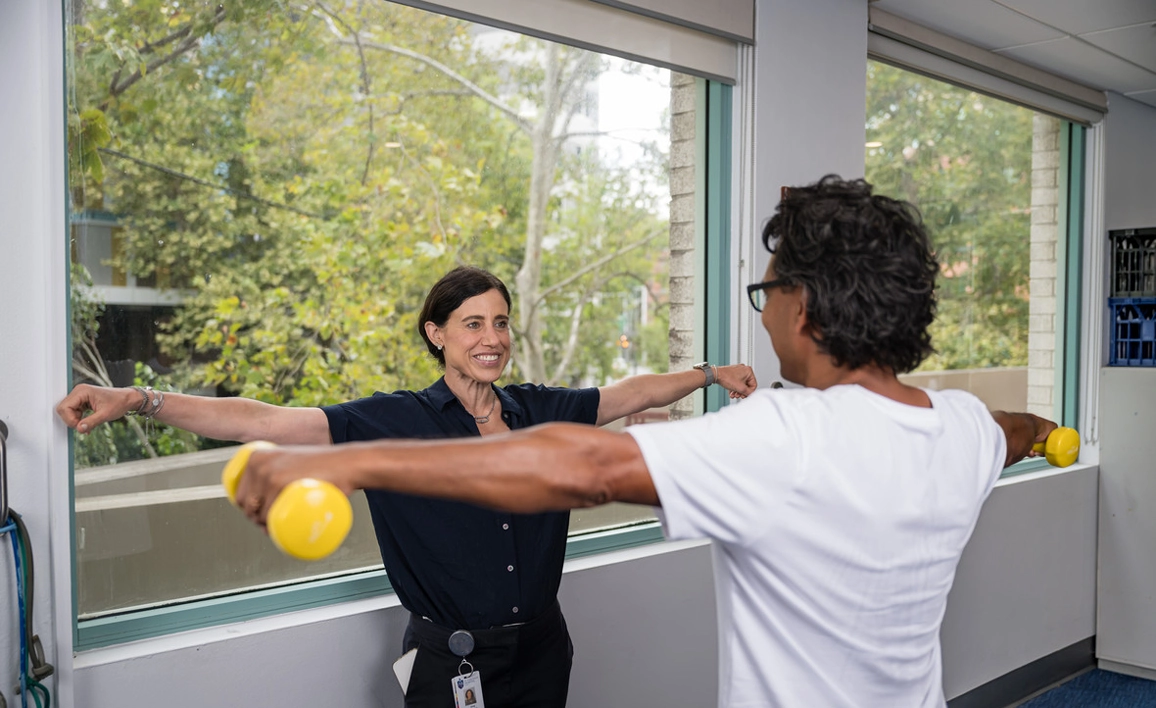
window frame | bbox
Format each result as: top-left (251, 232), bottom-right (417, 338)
top-left (68, 35), bottom-right (735, 648)
top-left (860, 58), bottom-right (1086, 480)
top-left (1000, 120), bottom-right (1085, 480)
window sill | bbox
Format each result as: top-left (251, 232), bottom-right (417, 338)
top-left (996, 460), bottom-right (1097, 486)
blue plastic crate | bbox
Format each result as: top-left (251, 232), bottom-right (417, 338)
top-left (1109, 298), bottom-right (1156, 367)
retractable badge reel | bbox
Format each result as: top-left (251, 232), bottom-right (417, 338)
top-left (449, 630), bottom-right (485, 707)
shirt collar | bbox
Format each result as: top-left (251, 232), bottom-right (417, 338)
top-left (425, 377), bottom-right (525, 420)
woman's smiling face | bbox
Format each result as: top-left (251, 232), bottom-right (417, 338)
top-left (427, 288), bottom-right (511, 385)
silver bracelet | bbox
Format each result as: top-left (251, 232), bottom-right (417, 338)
top-left (128, 386), bottom-right (150, 416)
top-left (128, 386), bottom-right (165, 419)
top-left (150, 389), bottom-right (166, 419)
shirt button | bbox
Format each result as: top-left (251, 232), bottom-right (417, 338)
top-left (502, 523), bottom-right (509, 530)
top-left (507, 565), bottom-right (514, 572)
top-left (512, 607), bottom-right (519, 614)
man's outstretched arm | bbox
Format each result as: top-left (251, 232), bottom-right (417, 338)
top-left (237, 423), bottom-right (659, 524)
top-left (991, 410), bottom-right (1057, 468)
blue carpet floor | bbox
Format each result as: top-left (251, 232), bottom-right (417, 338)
top-left (1022, 669), bottom-right (1156, 707)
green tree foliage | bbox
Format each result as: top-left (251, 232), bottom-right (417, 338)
top-left (67, 1), bottom-right (671, 463)
top-left (70, 263), bottom-right (207, 465)
top-left (865, 60), bottom-right (1033, 371)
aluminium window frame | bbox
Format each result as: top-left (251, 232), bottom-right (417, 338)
top-left (70, 57), bottom-right (736, 649)
top-left (999, 118), bottom-right (1085, 479)
top-left (865, 13), bottom-right (1101, 477)
top-left (861, 56), bottom-right (1087, 480)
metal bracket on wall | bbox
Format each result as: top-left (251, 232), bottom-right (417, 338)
top-left (0, 420), bottom-right (8, 524)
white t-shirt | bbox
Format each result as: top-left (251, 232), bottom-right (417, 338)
top-left (627, 385), bottom-right (1006, 708)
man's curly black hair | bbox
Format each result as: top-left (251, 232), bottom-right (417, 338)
top-left (763, 174), bottom-right (938, 374)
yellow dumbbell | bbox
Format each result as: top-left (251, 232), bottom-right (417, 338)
top-left (1032, 426), bottom-right (1080, 468)
top-left (221, 441), bottom-right (353, 561)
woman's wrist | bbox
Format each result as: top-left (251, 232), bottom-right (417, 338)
top-left (125, 386), bottom-right (149, 416)
top-left (126, 385), bottom-right (166, 419)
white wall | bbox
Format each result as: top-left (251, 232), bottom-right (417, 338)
top-left (71, 541), bottom-right (717, 708)
top-left (0, 0), bottom-right (73, 705)
top-left (1093, 92), bottom-right (1156, 674)
top-left (1097, 368), bottom-right (1156, 674)
top-left (0, 0), bottom-right (1113, 706)
top-left (746, 0), bottom-right (868, 380)
top-left (1102, 93), bottom-right (1156, 231)
top-left (941, 466), bottom-right (1099, 697)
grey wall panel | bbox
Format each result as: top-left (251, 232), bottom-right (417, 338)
top-left (561, 542), bottom-right (718, 707)
top-left (1103, 94), bottom-right (1156, 231)
top-left (73, 541), bottom-right (717, 708)
top-left (1097, 367), bottom-right (1156, 670)
top-left (1095, 94), bottom-right (1156, 672)
top-left (941, 466), bottom-right (1099, 698)
top-left (747, 0), bottom-right (869, 386)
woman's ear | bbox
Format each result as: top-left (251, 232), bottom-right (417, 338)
top-left (424, 320), bottom-right (442, 348)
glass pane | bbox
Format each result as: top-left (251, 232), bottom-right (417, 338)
top-left (865, 60), bottom-right (1062, 419)
top-left (66, 2), bottom-right (692, 617)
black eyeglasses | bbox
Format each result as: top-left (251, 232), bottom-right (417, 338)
top-left (746, 278), bottom-right (788, 312)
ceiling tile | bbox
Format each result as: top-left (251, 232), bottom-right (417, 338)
top-left (997, 37), bottom-right (1156, 93)
top-left (1124, 89), bottom-right (1156, 110)
top-left (871, 0), bottom-right (1063, 49)
top-left (1082, 23), bottom-right (1156, 74)
top-left (996, 0), bottom-right (1156, 35)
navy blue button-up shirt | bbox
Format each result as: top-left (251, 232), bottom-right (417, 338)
top-left (322, 378), bottom-right (600, 629)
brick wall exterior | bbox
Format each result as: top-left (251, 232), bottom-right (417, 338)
top-left (1027, 114), bottom-right (1061, 418)
top-left (668, 73), bottom-right (697, 420)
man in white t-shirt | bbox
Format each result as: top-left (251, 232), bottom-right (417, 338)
top-left (235, 174), bottom-right (1058, 707)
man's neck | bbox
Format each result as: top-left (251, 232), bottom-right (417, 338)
top-left (803, 362), bottom-right (931, 408)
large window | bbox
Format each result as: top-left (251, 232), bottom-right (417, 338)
top-left (66, 1), bottom-right (719, 636)
top-left (865, 60), bottom-right (1077, 424)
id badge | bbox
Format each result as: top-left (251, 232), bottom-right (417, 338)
top-left (452, 671), bottom-right (484, 708)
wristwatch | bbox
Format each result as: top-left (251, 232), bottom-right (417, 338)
top-left (693, 361), bottom-right (715, 388)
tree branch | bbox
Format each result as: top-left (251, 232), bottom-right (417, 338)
top-left (397, 141), bottom-right (448, 243)
top-left (103, 7), bottom-right (227, 105)
top-left (547, 277), bottom-right (601, 386)
top-left (74, 336), bottom-right (158, 457)
top-left (315, 2), bottom-right (376, 185)
top-left (555, 130), bottom-right (658, 148)
top-left (99, 148), bottom-right (330, 219)
top-left (399, 89), bottom-right (473, 100)
top-left (340, 37), bottom-right (532, 134)
top-left (136, 13), bottom-right (209, 56)
top-left (535, 228), bottom-right (663, 304)
top-left (552, 52), bottom-right (598, 130)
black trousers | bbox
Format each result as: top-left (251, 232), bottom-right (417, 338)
top-left (400, 601), bottom-right (573, 708)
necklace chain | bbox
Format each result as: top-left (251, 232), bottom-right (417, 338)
top-left (471, 395), bottom-right (497, 424)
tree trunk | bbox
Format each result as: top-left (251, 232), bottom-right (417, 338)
top-left (514, 45), bottom-right (564, 383)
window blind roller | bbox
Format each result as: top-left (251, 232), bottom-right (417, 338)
top-left (588, 0), bottom-right (755, 44)
top-left (391, 0), bottom-right (740, 83)
top-left (868, 7), bottom-right (1107, 125)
